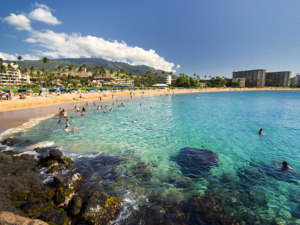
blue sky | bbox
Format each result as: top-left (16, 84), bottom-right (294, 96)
top-left (1, 0), bottom-right (300, 78)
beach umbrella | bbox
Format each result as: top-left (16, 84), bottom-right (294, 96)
top-left (49, 88), bottom-right (56, 92)
top-left (91, 88), bottom-right (96, 90)
top-left (113, 88), bottom-right (116, 90)
top-left (18, 88), bottom-right (27, 93)
top-left (39, 88), bottom-right (47, 91)
top-left (1, 89), bottom-right (9, 93)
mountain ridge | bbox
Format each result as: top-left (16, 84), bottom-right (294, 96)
top-left (14, 58), bottom-right (176, 78)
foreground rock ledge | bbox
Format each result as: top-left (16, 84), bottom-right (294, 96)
top-left (0, 211), bottom-right (47, 225)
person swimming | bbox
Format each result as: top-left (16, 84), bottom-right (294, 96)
top-left (81, 111), bottom-right (85, 116)
top-left (97, 106), bottom-right (100, 110)
top-left (281, 161), bottom-right (295, 171)
top-left (58, 120), bottom-right (62, 123)
top-left (132, 119), bottom-right (138, 123)
top-left (73, 125), bottom-right (78, 130)
top-left (258, 128), bottom-right (263, 135)
top-left (65, 125), bottom-right (70, 132)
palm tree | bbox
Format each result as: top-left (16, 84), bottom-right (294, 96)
top-left (83, 63), bottom-right (87, 74)
top-left (41, 57), bottom-right (50, 87)
top-left (109, 69), bottom-right (114, 76)
top-left (67, 64), bottom-right (74, 76)
top-left (119, 68), bottom-right (126, 77)
top-left (162, 71), bottom-right (165, 76)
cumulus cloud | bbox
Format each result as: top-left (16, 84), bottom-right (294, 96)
top-left (25, 30), bottom-right (176, 71)
top-left (28, 3), bottom-right (61, 25)
top-left (0, 52), bottom-right (39, 61)
top-left (176, 64), bottom-right (180, 69)
top-left (3, 14), bottom-right (31, 31)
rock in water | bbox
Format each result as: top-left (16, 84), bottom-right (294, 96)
top-left (172, 147), bottom-right (220, 178)
top-left (82, 190), bottom-right (122, 225)
top-left (183, 194), bottom-right (239, 225)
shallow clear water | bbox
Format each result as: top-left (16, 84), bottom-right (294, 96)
top-left (8, 91), bottom-right (300, 224)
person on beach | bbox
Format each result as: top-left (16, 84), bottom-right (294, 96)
top-left (258, 128), bottom-right (263, 135)
top-left (281, 161), bottom-right (295, 171)
top-left (93, 102), bottom-right (96, 106)
top-left (100, 96), bottom-right (102, 101)
top-left (73, 125), bottom-right (78, 130)
top-left (112, 94), bottom-right (114, 98)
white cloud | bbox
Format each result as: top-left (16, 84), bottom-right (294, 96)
top-left (176, 64), bottom-right (180, 69)
top-left (0, 52), bottom-right (39, 61)
top-left (0, 52), bottom-right (17, 61)
top-left (28, 3), bottom-right (61, 25)
top-left (3, 13), bottom-right (31, 31)
top-left (25, 30), bottom-right (177, 71)
top-left (5, 34), bottom-right (16, 38)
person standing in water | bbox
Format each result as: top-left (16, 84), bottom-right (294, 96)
top-left (258, 128), bottom-right (263, 135)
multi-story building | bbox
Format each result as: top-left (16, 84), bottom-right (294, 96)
top-left (293, 73), bottom-right (300, 86)
top-left (232, 78), bottom-right (246, 88)
top-left (0, 62), bottom-right (29, 86)
top-left (265, 71), bottom-right (291, 87)
top-left (232, 69), bottom-right (266, 87)
top-left (113, 77), bottom-right (134, 86)
top-left (165, 75), bottom-right (172, 85)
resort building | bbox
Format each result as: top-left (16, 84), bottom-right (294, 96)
top-left (232, 69), bottom-right (266, 87)
top-left (165, 75), bottom-right (172, 85)
top-left (113, 77), bottom-right (134, 86)
top-left (293, 73), bottom-right (300, 86)
top-left (0, 62), bottom-right (30, 86)
top-left (232, 78), bottom-right (246, 88)
top-left (265, 71), bottom-right (291, 87)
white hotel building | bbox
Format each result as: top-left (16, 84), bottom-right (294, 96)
top-left (0, 62), bottom-right (30, 86)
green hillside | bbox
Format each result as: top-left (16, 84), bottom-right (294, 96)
top-left (15, 58), bottom-right (176, 78)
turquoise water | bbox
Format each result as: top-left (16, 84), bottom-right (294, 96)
top-left (8, 91), bottom-right (300, 224)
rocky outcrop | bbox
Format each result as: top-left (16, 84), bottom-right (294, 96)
top-left (172, 147), bottom-right (221, 177)
top-left (82, 190), bottom-right (123, 225)
top-left (183, 194), bottom-right (239, 225)
top-left (0, 211), bottom-right (47, 225)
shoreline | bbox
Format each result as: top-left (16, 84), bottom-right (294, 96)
top-left (0, 88), bottom-right (298, 135)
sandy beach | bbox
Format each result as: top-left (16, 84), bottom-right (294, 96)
top-left (0, 87), bottom-right (298, 135)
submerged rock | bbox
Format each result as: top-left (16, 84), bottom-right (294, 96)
top-left (172, 147), bottom-right (220, 178)
top-left (82, 189), bottom-right (122, 225)
top-left (1, 138), bottom-right (27, 146)
top-left (183, 194), bottom-right (239, 225)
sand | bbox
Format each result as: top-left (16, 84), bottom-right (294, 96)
top-left (0, 87), bottom-right (298, 135)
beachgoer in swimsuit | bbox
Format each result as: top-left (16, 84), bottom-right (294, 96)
top-left (110, 108), bottom-right (113, 112)
top-left (258, 128), bottom-right (263, 135)
top-left (281, 161), bottom-right (295, 171)
top-left (58, 120), bottom-right (62, 123)
top-left (81, 111), bottom-right (85, 116)
top-left (74, 125), bottom-right (78, 130)
top-left (82, 107), bottom-right (86, 112)
top-left (65, 126), bottom-right (70, 132)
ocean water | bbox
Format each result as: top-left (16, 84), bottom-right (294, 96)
top-left (4, 90), bottom-right (300, 224)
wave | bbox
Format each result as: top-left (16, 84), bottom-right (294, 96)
top-left (0, 114), bottom-right (55, 137)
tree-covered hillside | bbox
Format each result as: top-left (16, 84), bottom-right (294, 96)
top-left (16, 58), bottom-right (176, 78)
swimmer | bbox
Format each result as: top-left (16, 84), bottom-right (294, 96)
top-left (82, 107), bottom-right (86, 112)
top-left (59, 108), bottom-right (62, 115)
top-left (101, 105), bottom-right (103, 109)
top-left (281, 161), bottom-right (295, 171)
top-left (64, 125), bottom-right (69, 131)
top-left (58, 120), bottom-right (62, 123)
top-left (112, 103), bottom-right (114, 106)
top-left (73, 125), bottom-right (78, 130)
top-left (132, 119), bottom-right (138, 123)
top-left (66, 119), bottom-right (69, 127)
top-left (110, 108), bottom-right (113, 112)
top-left (81, 111), bottom-right (85, 116)
top-left (97, 106), bottom-right (100, 110)
top-left (258, 128), bottom-right (264, 135)
top-left (103, 110), bottom-right (106, 113)
top-left (140, 103), bottom-right (141, 106)
top-left (150, 107), bottom-right (152, 109)
top-left (93, 102), bottom-right (96, 106)
top-left (105, 105), bottom-right (108, 108)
